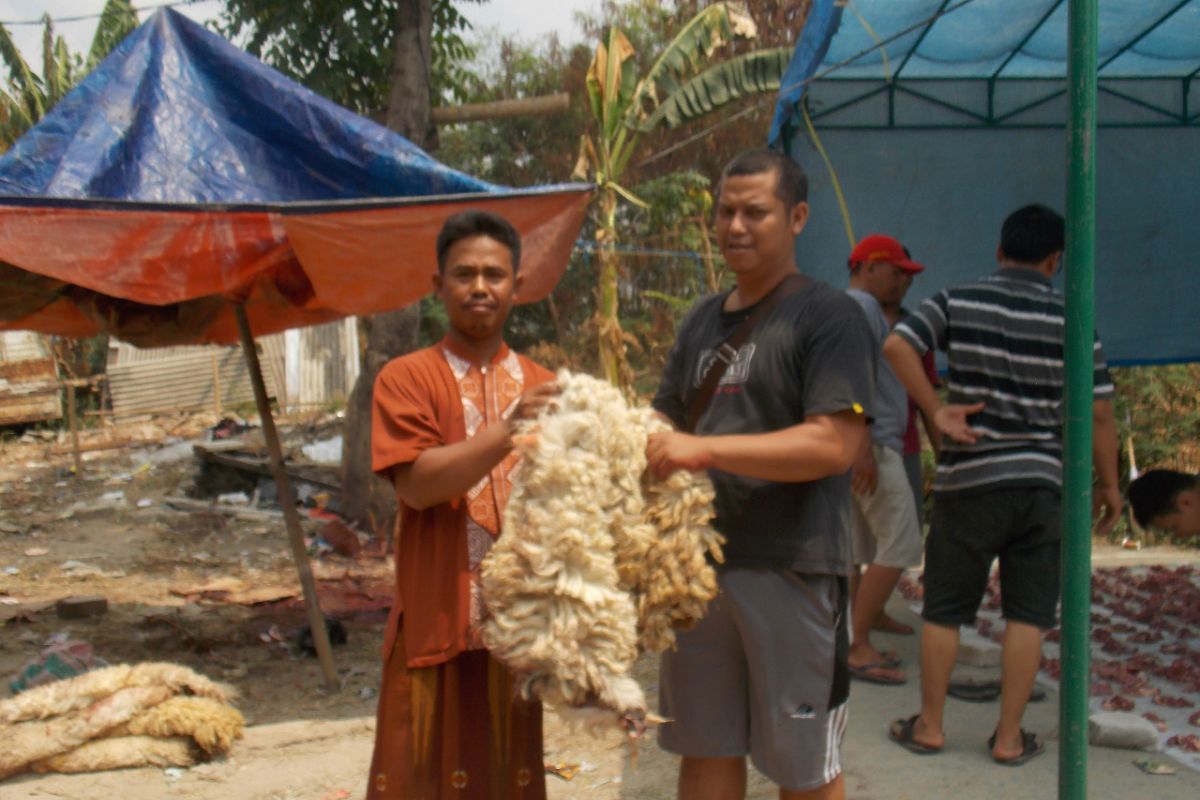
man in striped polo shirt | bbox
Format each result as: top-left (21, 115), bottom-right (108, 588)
top-left (881, 204), bottom-right (1121, 766)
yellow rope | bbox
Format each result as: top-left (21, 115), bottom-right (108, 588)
top-left (802, 102), bottom-right (856, 249)
top-left (845, 0), bottom-right (892, 82)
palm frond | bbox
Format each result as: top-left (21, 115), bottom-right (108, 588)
top-left (86, 0), bottom-right (139, 72)
top-left (631, 2), bottom-right (757, 123)
top-left (640, 47), bottom-right (790, 132)
top-left (0, 21), bottom-right (46, 123)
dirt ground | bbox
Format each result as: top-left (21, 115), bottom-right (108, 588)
top-left (3, 414), bottom-right (1200, 800)
top-left (0, 414), bottom-right (640, 799)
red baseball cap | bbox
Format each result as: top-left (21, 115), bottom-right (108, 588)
top-left (848, 234), bottom-right (925, 274)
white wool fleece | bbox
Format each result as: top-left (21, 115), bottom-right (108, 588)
top-left (481, 371), bottom-right (724, 734)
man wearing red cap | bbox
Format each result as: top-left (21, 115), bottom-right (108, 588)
top-left (845, 234), bottom-right (927, 685)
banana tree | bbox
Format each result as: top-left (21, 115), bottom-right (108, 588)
top-left (575, 2), bottom-right (791, 388)
top-left (0, 0), bottom-right (138, 151)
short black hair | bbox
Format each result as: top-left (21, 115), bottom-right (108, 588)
top-left (1128, 469), bottom-right (1198, 528)
top-left (435, 210), bottom-right (521, 273)
top-left (720, 148), bottom-right (808, 209)
top-left (999, 204), bottom-right (1064, 264)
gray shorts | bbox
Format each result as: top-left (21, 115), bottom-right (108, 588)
top-left (658, 568), bottom-right (849, 792)
top-left (851, 444), bottom-right (924, 569)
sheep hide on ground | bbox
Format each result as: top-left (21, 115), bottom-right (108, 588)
top-left (0, 662), bottom-right (245, 779)
top-left (481, 370), bottom-right (724, 735)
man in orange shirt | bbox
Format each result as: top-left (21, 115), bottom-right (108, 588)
top-left (366, 210), bottom-right (558, 799)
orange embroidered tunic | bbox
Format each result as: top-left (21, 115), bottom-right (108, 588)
top-left (371, 337), bottom-right (554, 668)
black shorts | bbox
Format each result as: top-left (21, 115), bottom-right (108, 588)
top-left (921, 487), bottom-right (1061, 630)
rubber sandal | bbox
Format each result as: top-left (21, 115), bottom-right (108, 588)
top-left (988, 729), bottom-right (1045, 766)
top-left (948, 681), bottom-right (1047, 703)
top-left (889, 715), bottom-right (942, 755)
top-left (948, 681), bottom-right (1001, 702)
top-left (850, 662), bottom-right (906, 685)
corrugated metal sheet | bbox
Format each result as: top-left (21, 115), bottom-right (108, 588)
top-left (106, 318), bottom-right (357, 417)
top-left (0, 331), bottom-right (51, 363)
top-left (107, 345), bottom-right (282, 417)
top-left (0, 332), bottom-right (60, 425)
top-left (283, 318), bottom-right (359, 410)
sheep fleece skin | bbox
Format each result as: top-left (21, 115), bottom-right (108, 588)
top-left (481, 371), bottom-right (724, 732)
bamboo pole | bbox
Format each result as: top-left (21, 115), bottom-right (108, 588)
top-left (66, 384), bottom-right (82, 480)
top-left (430, 92), bottom-right (570, 124)
top-left (234, 305), bottom-right (338, 690)
top-left (1060, 1), bottom-right (1098, 796)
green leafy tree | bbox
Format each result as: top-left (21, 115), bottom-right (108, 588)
top-left (575, 2), bottom-right (791, 387)
top-left (0, 0), bottom-right (138, 151)
top-left (216, 0), bottom-right (483, 112)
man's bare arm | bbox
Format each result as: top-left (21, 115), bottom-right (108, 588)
top-left (646, 410), bottom-right (867, 482)
top-left (1091, 397), bottom-right (1121, 535)
top-left (885, 333), bottom-right (984, 445)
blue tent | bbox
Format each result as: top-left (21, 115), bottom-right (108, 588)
top-left (770, 0), bottom-right (1200, 365)
top-left (0, 9), bottom-right (590, 346)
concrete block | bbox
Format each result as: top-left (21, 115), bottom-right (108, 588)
top-left (1088, 711), bottom-right (1161, 751)
top-left (956, 628), bottom-right (1002, 667)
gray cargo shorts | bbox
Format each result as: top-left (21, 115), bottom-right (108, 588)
top-left (658, 568), bottom-right (849, 792)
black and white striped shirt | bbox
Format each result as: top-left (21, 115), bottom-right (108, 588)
top-left (895, 267), bottom-right (1114, 496)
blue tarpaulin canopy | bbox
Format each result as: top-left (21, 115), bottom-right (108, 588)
top-left (769, 0), bottom-right (1200, 365)
top-left (0, 8), bottom-right (591, 346)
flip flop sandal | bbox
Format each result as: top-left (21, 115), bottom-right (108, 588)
top-left (948, 681), bottom-right (1001, 702)
top-left (889, 715), bottom-right (942, 755)
top-left (850, 662), bottom-right (907, 685)
top-left (948, 681), bottom-right (1047, 703)
top-left (988, 729), bottom-right (1045, 767)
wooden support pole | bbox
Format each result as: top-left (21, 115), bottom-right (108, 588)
top-left (211, 351), bottom-right (222, 417)
top-left (234, 305), bottom-right (339, 691)
top-left (67, 384), bottom-right (82, 480)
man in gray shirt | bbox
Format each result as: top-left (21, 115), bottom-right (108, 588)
top-left (845, 235), bottom-right (927, 685)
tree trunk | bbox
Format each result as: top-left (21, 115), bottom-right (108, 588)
top-left (340, 0), bottom-right (435, 538)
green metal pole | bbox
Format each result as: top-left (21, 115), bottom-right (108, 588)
top-left (1060, 1), bottom-right (1097, 798)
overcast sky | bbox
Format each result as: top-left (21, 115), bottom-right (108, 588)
top-left (2, 0), bottom-right (598, 76)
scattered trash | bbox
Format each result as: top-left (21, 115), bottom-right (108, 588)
top-left (137, 498), bottom-right (154, 508)
top-left (9, 639), bottom-right (108, 694)
top-left (99, 490), bottom-right (126, 504)
top-left (60, 560), bottom-right (102, 577)
top-left (210, 417), bottom-right (252, 440)
top-left (545, 762), bottom-right (580, 781)
top-left (23, 547), bottom-right (48, 557)
top-left (216, 491), bottom-right (250, 506)
top-left (133, 440), bottom-right (194, 466)
top-left (4, 566), bottom-right (20, 575)
top-left (297, 618), bottom-right (348, 657)
top-left (302, 435), bottom-right (343, 464)
top-left (1121, 537), bottom-right (1142, 551)
top-left (0, 597), bottom-right (17, 606)
top-left (1134, 758), bottom-right (1177, 775)
top-left (164, 767), bottom-right (186, 782)
top-left (319, 518), bottom-right (364, 558)
top-left (357, 686), bottom-right (377, 700)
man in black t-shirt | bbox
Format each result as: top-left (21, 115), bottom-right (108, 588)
top-left (646, 148), bottom-right (875, 800)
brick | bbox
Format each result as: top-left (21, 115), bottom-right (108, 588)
top-left (55, 595), bottom-right (109, 619)
top-left (1088, 711), bottom-right (1161, 751)
top-left (956, 628), bottom-right (1002, 668)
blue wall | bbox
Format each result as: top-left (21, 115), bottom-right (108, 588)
top-left (789, 126), bottom-right (1200, 365)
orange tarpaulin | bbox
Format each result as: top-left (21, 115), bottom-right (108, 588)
top-left (0, 189), bottom-right (591, 346)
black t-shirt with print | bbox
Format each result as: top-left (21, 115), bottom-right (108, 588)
top-left (653, 278), bottom-right (877, 576)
